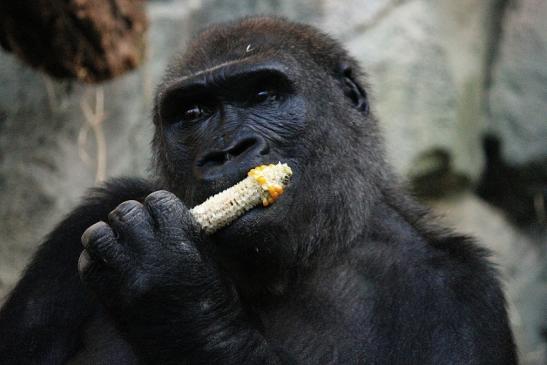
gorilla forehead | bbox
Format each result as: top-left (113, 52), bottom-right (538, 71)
top-left (172, 17), bottom-right (352, 78)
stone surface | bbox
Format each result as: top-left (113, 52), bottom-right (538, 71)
top-left (488, 0), bottom-right (547, 165)
top-left (343, 0), bottom-right (496, 182)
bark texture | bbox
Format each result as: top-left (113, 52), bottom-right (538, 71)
top-left (0, 0), bottom-right (148, 83)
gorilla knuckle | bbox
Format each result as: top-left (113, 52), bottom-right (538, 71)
top-left (109, 200), bottom-right (144, 222)
top-left (145, 190), bottom-right (184, 216)
top-left (81, 221), bottom-right (113, 249)
top-left (145, 190), bottom-right (179, 206)
top-left (90, 232), bottom-right (117, 253)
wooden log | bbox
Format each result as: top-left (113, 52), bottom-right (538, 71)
top-left (0, 0), bottom-right (148, 83)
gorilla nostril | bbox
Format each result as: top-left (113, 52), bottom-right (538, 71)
top-left (229, 136), bottom-right (270, 158)
top-left (228, 138), bottom-right (257, 158)
top-left (197, 151), bottom-right (227, 167)
top-left (198, 136), bottom-right (269, 168)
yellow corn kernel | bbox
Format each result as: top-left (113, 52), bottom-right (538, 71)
top-left (268, 186), bottom-right (278, 198)
top-left (257, 176), bottom-right (267, 185)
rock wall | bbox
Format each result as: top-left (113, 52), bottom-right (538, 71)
top-left (0, 0), bottom-right (545, 363)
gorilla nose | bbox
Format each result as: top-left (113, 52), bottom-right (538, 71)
top-left (197, 135), bottom-right (270, 170)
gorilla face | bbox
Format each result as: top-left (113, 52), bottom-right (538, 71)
top-left (159, 60), bottom-right (305, 202)
top-left (157, 60), bottom-right (307, 254)
top-left (153, 18), bottom-right (380, 265)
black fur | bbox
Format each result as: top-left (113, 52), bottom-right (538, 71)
top-left (0, 17), bottom-right (516, 364)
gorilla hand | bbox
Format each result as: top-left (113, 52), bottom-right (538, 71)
top-left (78, 190), bottom-right (248, 363)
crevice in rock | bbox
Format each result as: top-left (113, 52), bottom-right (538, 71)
top-left (407, 149), bottom-right (471, 199)
top-left (476, 134), bottom-right (547, 231)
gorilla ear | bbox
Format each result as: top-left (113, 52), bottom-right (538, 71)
top-left (338, 63), bottom-right (369, 115)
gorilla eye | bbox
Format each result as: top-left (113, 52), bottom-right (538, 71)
top-left (253, 89), bottom-right (279, 104)
top-left (181, 104), bottom-right (211, 122)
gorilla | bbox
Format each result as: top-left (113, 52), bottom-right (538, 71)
top-left (0, 17), bottom-right (517, 364)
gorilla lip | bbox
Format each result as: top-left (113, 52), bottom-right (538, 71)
top-left (190, 163), bottom-right (293, 234)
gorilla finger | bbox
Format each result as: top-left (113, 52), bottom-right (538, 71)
top-left (108, 200), bottom-right (153, 241)
top-left (78, 249), bottom-right (92, 273)
top-left (144, 190), bottom-right (194, 232)
top-left (81, 221), bottom-right (129, 268)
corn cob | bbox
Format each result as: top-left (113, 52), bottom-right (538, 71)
top-left (190, 163), bottom-right (293, 234)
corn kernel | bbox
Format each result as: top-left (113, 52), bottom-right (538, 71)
top-left (268, 186), bottom-right (278, 197)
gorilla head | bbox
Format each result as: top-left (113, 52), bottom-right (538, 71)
top-left (153, 17), bottom-right (384, 270)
